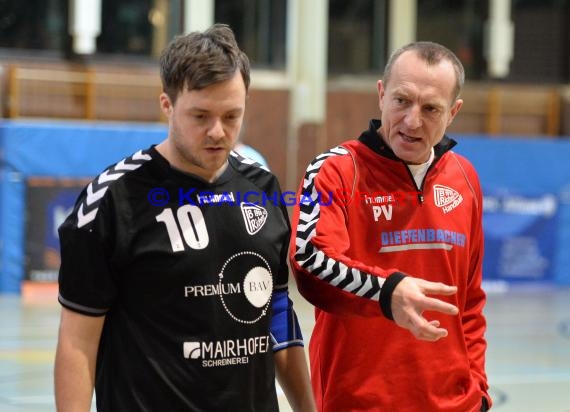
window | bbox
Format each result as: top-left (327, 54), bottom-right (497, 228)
top-left (215, 0), bottom-right (287, 69)
top-left (328, 0), bottom-right (388, 74)
top-left (416, 0), bottom-right (487, 80)
top-left (509, 0), bottom-right (569, 83)
top-left (97, 0), bottom-right (182, 58)
top-left (97, 0), bottom-right (153, 55)
top-left (417, 0), bottom-right (569, 83)
top-left (0, 0), bottom-right (68, 52)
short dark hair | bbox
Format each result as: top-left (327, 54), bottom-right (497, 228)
top-left (159, 23), bottom-right (251, 103)
top-left (383, 41), bottom-right (465, 102)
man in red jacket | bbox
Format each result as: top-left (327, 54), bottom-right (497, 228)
top-left (290, 41), bottom-right (491, 412)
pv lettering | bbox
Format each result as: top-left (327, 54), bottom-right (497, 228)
top-left (372, 205), bottom-right (393, 221)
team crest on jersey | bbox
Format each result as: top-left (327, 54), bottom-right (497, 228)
top-left (240, 202), bottom-right (268, 235)
top-left (433, 184), bottom-right (463, 214)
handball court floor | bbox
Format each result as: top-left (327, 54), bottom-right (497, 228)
top-left (0, 281), bottom-right (569, 412)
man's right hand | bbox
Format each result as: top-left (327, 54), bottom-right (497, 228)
top-left (390, 277), bottom-right (459, 341)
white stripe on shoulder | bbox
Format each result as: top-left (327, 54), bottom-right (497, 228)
top-left (76, 149), bottom-right (152, 228)
top-left (293, 145), bottom-right (383, 300)
top-left (230, 150), bottom-right (270, 172)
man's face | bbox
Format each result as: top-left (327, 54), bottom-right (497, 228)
top-left (160, 71), bottom-right (246, 181)
top-left (377, 51), bottom-right (463, 164)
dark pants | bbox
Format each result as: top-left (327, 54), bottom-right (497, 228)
top-left (480, 397), bottom-right (490, 412)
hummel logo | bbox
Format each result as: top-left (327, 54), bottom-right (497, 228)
top-left (240, 203), bottom-right (268, 235)
top-left (433, 184), bottom-right (463, 214)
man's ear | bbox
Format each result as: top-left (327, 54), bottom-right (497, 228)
top-left (159, 93), bottom-right (173, 117)
top-left (377, 80), bottom-right (385, 112)
top-left (447, 98), bottom-right (463, 126)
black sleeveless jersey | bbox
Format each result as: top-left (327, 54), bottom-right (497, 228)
top-left (58, 146), bottom-right (291, 411)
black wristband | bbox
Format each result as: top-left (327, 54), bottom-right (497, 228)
top-left (379, 272), bottom-right (407, 320)
top-left (480, 396), bottom-right (489, 412)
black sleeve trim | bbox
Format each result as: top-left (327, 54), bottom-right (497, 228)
top-left (480, 396), bottom-right (490, 412)
top-left (379, 272), bottom-right (407, 320)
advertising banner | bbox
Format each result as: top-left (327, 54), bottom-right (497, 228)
top-left (25, 177), bottom-right (89, 282)
top-left (483, 191), bottom-right (558, 282)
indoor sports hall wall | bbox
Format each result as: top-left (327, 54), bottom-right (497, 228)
top-left (0, 120), bottom-right (166, 293)
top-left (0, 120), bottom-right (569, 293)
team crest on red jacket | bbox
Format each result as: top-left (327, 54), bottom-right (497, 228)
top-left (433, 184), bottom-right (463, 214)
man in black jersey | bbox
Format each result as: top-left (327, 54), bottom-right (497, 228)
top-left (54, 24), bottom-right (315, 411)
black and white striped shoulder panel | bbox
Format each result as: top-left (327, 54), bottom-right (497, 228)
top-left (76, 149), bottom-right (152, 228)
top-left (230, 150), bottom-right (270, 172)
top-left (294, 146), bottom-right (384, 301)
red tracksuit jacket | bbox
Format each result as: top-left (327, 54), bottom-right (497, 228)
top-left (290, 120), bottom-right (490, 412)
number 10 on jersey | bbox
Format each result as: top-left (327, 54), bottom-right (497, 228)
top-left (155, 205), bottom-right (210, 252)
